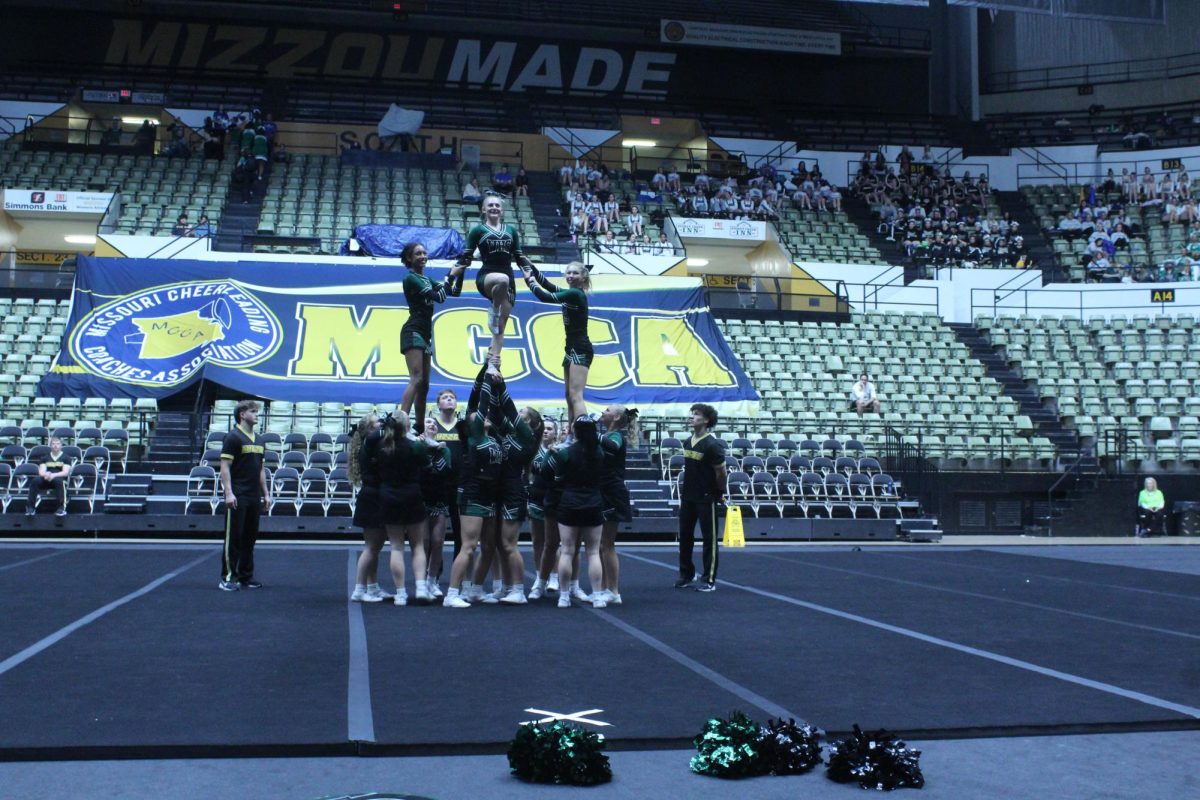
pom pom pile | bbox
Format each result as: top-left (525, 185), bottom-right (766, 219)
top-left (826, 724), bottom-right (925, 791)
top-left (506, 721), bottom-right (612, 786)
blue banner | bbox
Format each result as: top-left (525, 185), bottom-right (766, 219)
top-left (41, 257), bottom-right (759, 415)
top-left (340, 224), bottom-right (465, 259)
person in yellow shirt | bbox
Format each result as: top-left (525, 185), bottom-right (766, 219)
top-left (1136, 477), bottom-right (1166, 537)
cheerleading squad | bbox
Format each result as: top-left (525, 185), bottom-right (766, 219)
top-left (219, 194), bottom-right (719, 603)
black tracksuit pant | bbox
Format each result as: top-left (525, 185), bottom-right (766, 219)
top-left (679, 497), bottom-right (719, 584)
top-left (222, 493), bottom-right (261, 582)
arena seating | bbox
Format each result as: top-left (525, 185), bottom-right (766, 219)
top-left (256, 155), bottom-right (542, 254)
top-left (1023, 178), bottom-right (1199, 281)
top-left (777, 208), bottom-right (889, 266)
top-left (0, 141), bottom-right (233, 236)
top-left (979, 313), bottom-right (1200, 471)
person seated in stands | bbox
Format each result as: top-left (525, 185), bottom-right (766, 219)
top-left (754, 198), bottom-right (776, 221)
top-left (172, 214), bottom-right (191, 236)
top-left (603, 195), bottom-right (620, 225)
top-left (640, 233), bottom-right (653, 253)
top-left (272, 141), bottom-right (290, 164)
top-left (1136, 477), bottom-right (1166, 536)
top-left (963, 235), bottom-right (982, 267)
top-left (945, 234), bottom-right (965, 265)
top-left (191, 215), bottom-right (215, 238)
top-left (213, 104), bottom-right (230, 132)
top-left (568, 207), bottom-right (586, 242)
top-left (586, 198), bottom-right (606, 234)
top-left (513, 167), bottom-right (529, 198)
top-left (623, 232), bottom-right (640, 254)
top-left (1139, 167), bottom-right (1157, 201)
top-left (850, 374), bottom-right (881, 416)
top-left (991, 233), bottom-right (1010, 268)
top-left (625, 205), bottom-right (644, 238)
top-left (1109, 222), bottom-right (1131, 250)
top-left (691, 191), bottom-right (709, 217)
top-left (600, 229), bottom-right (618, 253)
top-left (559, 161), bottom-right (575, 186)
top-left (666, 165), bottom-right (681, 193)
top-left (736, 194), bottom-right (754, 220)
top-left (493, 164), bottom-right (514, 195)
top-left (817, 176), bottom-right (842, 211)
top-left (162, 122), bottom-right (192, 158)
top-left (792, 184), bottom-right (813, 210)
top-left (26, 436), bottom-right (71, 517)
top-left (1057, 210), bottom-right (1085, 240)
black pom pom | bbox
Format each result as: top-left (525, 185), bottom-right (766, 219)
top-left (826, 725), bottom-right (924, 791)
top-left (759, 718), bottom-right (823, 775)
top-left (506, 722), bottom-right (612, 786)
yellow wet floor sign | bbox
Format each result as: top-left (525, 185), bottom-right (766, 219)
top-left (722, 504), bottom-right (745, 547)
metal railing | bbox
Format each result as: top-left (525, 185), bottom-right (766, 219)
top-left (971, 284), bottom-right (1200, 320)
top-left (985, 50), bottom-right (1200, 94)
top-left (1016, 156), bottom-right (1200, 188)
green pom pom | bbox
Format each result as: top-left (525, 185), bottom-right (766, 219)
top-left (690, 711), bottom-right (768, 779)
top-left (507, 721), bottom-right (612, 786)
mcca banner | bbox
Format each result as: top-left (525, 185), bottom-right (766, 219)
top-left (41, 257), bottom-right (759, 415)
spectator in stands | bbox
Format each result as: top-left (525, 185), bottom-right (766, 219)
top-left (1136, 477), bottom-right (1165, 536)
top-left (192, 215), bottom-right (215, 238)
top-left (272, 141), bottom-right (290, 164)
top-left (514, 167), bottom-right (529, 198)
top-left (162, 122), bottom-right (192, 158)
top-left (262, 113), bottom-right (278, 146)
top-left (1122, 168), bottom-right (1138, 203)
top-left (653, 232), bottom-right (670, 255)
top-left (850, 374), bottom-right (881, 416)
top-left (252, 126), bottom-right (269, 180)
top-left (878, 198), bottom-right (898, 240)
top-left (600, 229), bottom-right (618, 253)
top-left (603, 195), bottom-right (620, 225)
top-left (666, 165), bottom-right (681, 193)
top-left (627, 205), bottom-right (644, 238)
top-left (651, 167), bottom-right (667, 192)
top-left (559, 161), bottom-right (574, 186)
top-left (1178, 169), bottom-right (1192, 199)
top-left (172, 214), bottom-right (191, 236)
top-left (213, 105), bottom-right (230, 132)
top-left (201, 117), bottom-right (224, 160)
top-left (1140, 167), bottom-right (1157, 201)
top-left (754, 198), bottom-right (776, 221)
top-left (134, 119), bottom-right (156, 156)
top-left (100, 117), bottom-right (122, 148)
top-left (586, 197), bottom-right (606, 234)
top-left (569, 207), bottom-right (587, 242)
top-left (25, 436), bottom-right (70, 517)
top-left (462, 177), bottom-right (482, 206)
top-left (494, 164), bottom-right (514, 195)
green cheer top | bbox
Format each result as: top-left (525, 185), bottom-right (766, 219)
top-left (1138, 488), bottom-right (1164, 510)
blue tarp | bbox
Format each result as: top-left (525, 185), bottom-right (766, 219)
top-left (340, 224), bottom-right (465, 259)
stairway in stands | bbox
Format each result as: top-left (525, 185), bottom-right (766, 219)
top-left (144, 412), bottom-right (201, 476)
top-left (625, 447), bottom-right (673, 517)
top-left (213, 173), bottom-right (266, 253)
top-left (842, 195), bottom-right (913, 275)
top-left (947, 323), bottom-right (1081, 460)
top-left (525, 170), bottom-right (579, 263)
top-left (993, 190), bottom-right (1063, 282)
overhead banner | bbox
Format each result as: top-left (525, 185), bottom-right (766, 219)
top-left (660, 19), bottom-right (841, 56)
top-left (672, 217), bottom-right (768, 242)
top-left (3, 190), bottom-right (114, 217)
top-left (40, 257), bottom-right (759, 415)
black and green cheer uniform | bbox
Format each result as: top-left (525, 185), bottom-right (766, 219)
top-left (494, 381), bottom-right (536, 521)
top-left (26, 447), bottom-right (69, 512)
top-left (547, 424), bottom-right (605, 528)
top-left (461, 222), bottom-right (527, 299)
top-left (678, 432), bottom-right (726, 585)
top-left (367, 432), bottom-right (447, 525)
top-left (352, 430), bottom-right (383, 529)
top-left (524, 264), bottom-right (592, 368)
top-left (420, 442), bottom-right (454, 518)
top-left (401, 268), bottom-right (462, 354)
top-left (458, 369), bottom-right (504, 518)
top-left (526, 446), bottom-right (554, 521)
top-left (600, 430), bottom-right (632, 523)
top-left (220, 425), bottom-right (266, 584)
top-left (432, 415), bottom-right (465, 551)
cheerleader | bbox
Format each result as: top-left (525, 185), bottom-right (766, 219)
top-left (521, 261), bottom-right (592, 419)
top-left (458, 194), bottom-right (531, 370)
top-left (596, 405), bottom-right (637, 607)
top-left (443, 365), bottom-right (505, 608)
top-left (400, 242), bottom-right (464, 425)
top-left (526, 419), bottom-right (557, 599)
top-left (431, 388), bottom-right (464, 562)
top-left (349, 412), bottom-right (390, 602)
top-left (420, 416), bottom-right (453, 598)
top-left (491, 373), bottom-right (543, 603)
top-left (547, 415), bottom-right (606, 608)
top-left (364, 410), bottom-right (448, 605)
